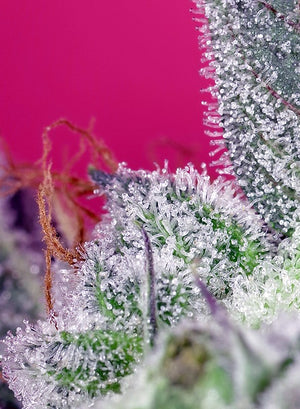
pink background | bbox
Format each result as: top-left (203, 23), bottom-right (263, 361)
top-left (0, 0), bottom-right (216, 176)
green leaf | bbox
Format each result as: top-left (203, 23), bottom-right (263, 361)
top-left (199, 0), bottom-right (300, 234)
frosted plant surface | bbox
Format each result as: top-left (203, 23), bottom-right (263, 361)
top-left (228, 223), bottom-right (300, 327)
top-left (196, 0), bottom-right (300, 233)
top-left (2, 164), bottom-right (271, 409)
top-left (91, 164), bottom-right (270, 302)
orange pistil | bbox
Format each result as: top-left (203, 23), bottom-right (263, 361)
top-left (0, 119), bottom-right (118, 319)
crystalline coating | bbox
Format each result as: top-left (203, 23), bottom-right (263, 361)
top-left (229, 223), bottom-right (300, 327)
top-left (196, 0), bottom-right (300, 233)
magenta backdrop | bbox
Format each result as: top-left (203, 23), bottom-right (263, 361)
top-left (0, 0), bottom-right (217, 176)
